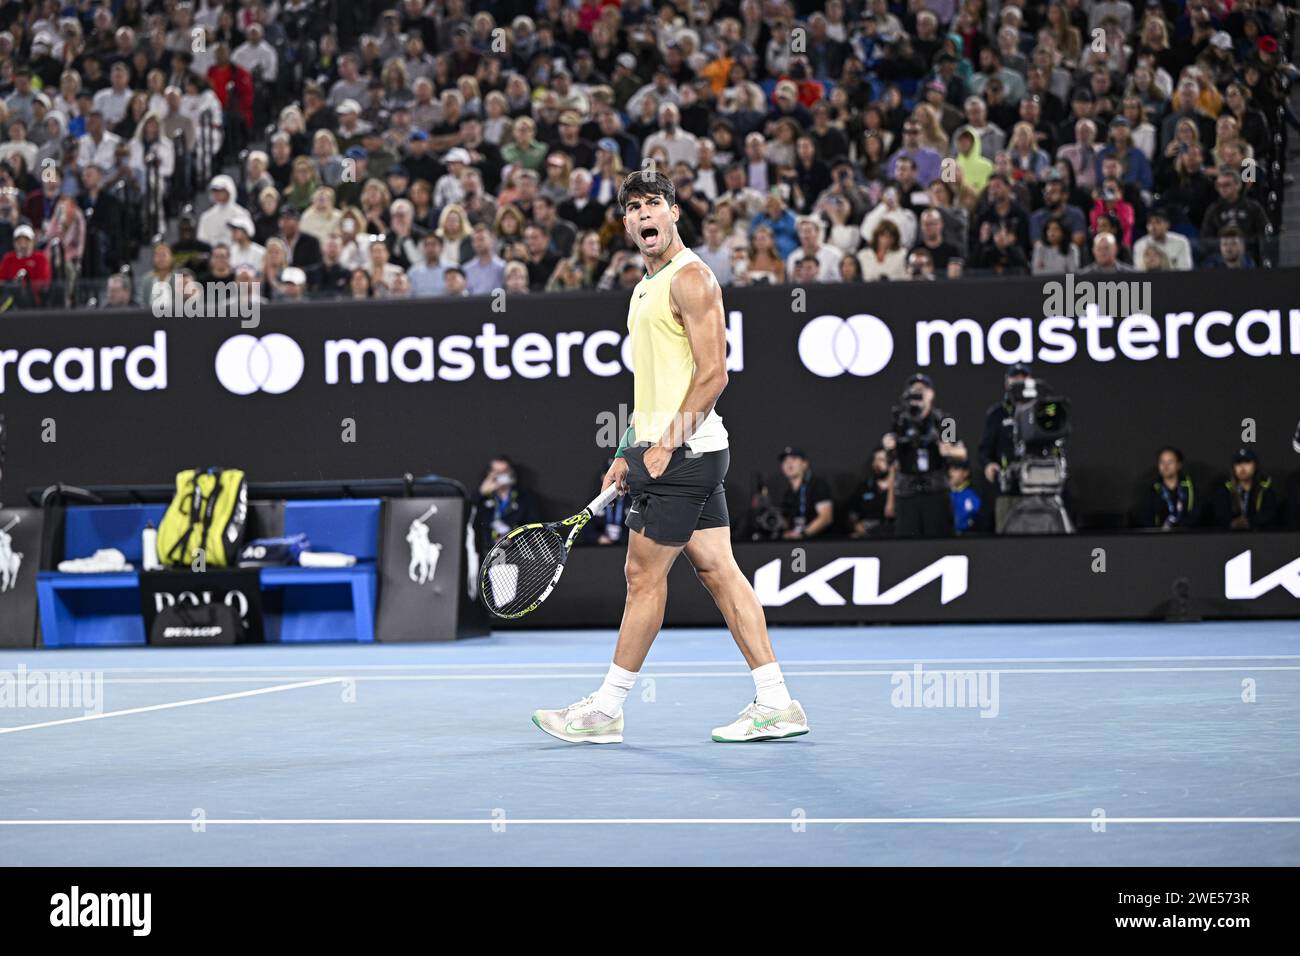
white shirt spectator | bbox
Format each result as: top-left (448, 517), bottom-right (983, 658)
top-left (229, 240), bottom-right (266, 274)
top-left (786, 242), bottom-right (844, 282)
top-left (641, 127), bottom-right (700, 168)
top-left (1133, 231), bottom-right (1193, 271)
top-left (860, 204), bottom-right (918, 250)
top-left (92, 86), bottom-right (132, 125)
top-left (129, 135), bottom-right (175, 180)
top-left (197, 197), bottom-right (251, 248)
top-left (0, 138), bottom-right (37, 170)
top-left (77, 130), bottom-right (121, 171)
top-left (232, 38), bottom-right (278, 83)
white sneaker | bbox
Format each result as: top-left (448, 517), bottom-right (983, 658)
top-left (711, 699), bottom-right (810, 743)
top-left (532, 695), bottom-right (625, 744)
top-left (57, 548), bottom-right (133, 573)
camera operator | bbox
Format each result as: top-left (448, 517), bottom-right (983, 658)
top-left (1141, 446), bottom-right (1202, 530)
top-left (882, 373), bottom-right (966, 537)
top-left (776, 447), bottom-right (834, 541)
top-left (979, 363), bottom-right (1030, 488)
top-left (843, 446), bottom-right (894, 539)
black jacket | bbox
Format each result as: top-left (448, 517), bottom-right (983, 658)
top-left (1142, 476), bottom-right (1202, 529)
top-left (1211, 477), bottom-right (1279, 530)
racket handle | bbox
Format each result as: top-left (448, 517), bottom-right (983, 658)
top-left (585, 483), bottom-right (621, 516)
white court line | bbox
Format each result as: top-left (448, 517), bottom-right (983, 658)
top-left (66, 665), bottom-right (1300, 685)
top-left (0, 817), bottom-right (1297, 827)
top-left (0, 677), bottom-right (345, 736)
top-left (10, 654), bottom-right (1300, 673)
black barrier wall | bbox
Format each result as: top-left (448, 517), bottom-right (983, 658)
top-left (498, 532), bottom-right (1300, 627)
top-left (1, 269), bottom-right (1298, 527)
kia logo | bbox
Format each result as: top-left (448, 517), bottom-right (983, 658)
top-left (215, 334), bottom-right (305, 395)
top-left (797, 314), bottom-right (893, 378)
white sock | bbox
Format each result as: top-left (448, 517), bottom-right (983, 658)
top-left (752, 662), bottom-right (792, 709)
top-left (591, 663), bottom-right (638, 717)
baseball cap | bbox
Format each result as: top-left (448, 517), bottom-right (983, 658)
top-left (408, 129), bottom-right (429, 142)
top-left (559, 110), bottom-right (582, 126)
top-left (597, 137), bottom-right (620, 154)
top-left (444, 147), bottom-right (471, 164)
top-left (616, 53), bottom-right (637, 70)
top-left (1006, 362), bottom-right (1032, 377)
top-left (13, 224), bottom-right (35, 240)
top-left (778, 446), bottom-right (807, 461)
top-left (906, 372), bottom-right (934, 388)
top-left (336, 99), bottom-right (361, 115)
top-left (344, 146), bottom-right (367, 160)
top-left (278, 205), bottom-right (301, 219)
top-left (1210, 31), bottom-right (1233, 50)
top-left (227, 215), bottom-right (255, 235)
top-left (1232, 447), bottom-right (1258, 464)
top-left (387, 164), bottom-right (409, 178)
top-left (281, 267), bottom-right (307, 286)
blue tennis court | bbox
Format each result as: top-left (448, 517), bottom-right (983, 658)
top-left (1, 620), bottom-right (1297, 866)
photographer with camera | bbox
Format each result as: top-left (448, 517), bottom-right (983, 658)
top-left (882, 373), bottom-right (966, 538)
top-left (473, 456), bottom-right (540, 553)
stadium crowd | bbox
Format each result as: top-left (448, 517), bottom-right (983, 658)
top-left (0, 0), bottom-right (1294, 310)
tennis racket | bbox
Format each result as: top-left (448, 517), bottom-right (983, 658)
top-left (480, 483), bottom-right (622, 619)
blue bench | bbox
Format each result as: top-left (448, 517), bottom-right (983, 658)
top-left (36, 500), bottom-right (381, 647)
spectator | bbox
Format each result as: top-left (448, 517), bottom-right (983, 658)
top-left (1142, 447), bottom-right (1202, 530)
top-left (473, 457), bottom-right (539, 553)
top-left (308, 234), bottom-right (351, 297)
top-left (1201, 169), bottom-right (1269, 260)
top-left (1080, 233), bottom-right (1134, 273)
top-left (0, 224), bottom-right (52, 303)
top-left (692, 216), bottom-right (734, 286)
top-left (280, 267), bottom-right (308, 302)
top-left (1203, 227), bottom-right (1257, 270)
top-left (1133, 208), bottom-right (1192, 271)
top-left (1032, 218), bottom-right (1080, 276)
top-left (227, 217), bottom-right (265, 274)
top-left (1212, 449), bottom-right (1279, 530)
top-left (786, 216), bottom-right (843, 282)
top-left (197, 174), bottom-right (248, 249)
top-left (858, 220), bottom-right (908, 281)
top-left (103, 272), bottom-right (133, 307)
top-left (462, 223), bottom-right (506, 295)
top-left (775, 447), bottom-right (834, 540)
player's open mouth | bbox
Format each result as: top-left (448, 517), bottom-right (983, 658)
top-left (640, 226), bottom-right (659, 242)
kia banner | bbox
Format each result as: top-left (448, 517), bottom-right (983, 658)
top-left (496, 531), bottom-right (1300, 627)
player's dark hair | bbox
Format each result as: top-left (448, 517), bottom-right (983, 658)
top-left (618, 169), bottom-right (676, 212)
top-left (1158, 445), bottom-right (1184, 463)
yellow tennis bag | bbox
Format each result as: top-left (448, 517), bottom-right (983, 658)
top-left (156, 468), bottom-right (248, 568)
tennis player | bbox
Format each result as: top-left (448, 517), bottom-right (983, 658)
top-left (533, 171), bottom-right (810, 744)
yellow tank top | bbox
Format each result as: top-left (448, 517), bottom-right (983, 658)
top-left (626, 248), bottom-right (728, 453)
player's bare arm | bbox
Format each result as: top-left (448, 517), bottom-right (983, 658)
top-left (643, 262), bottom-right (728, 479)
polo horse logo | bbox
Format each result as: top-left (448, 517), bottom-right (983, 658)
top-left (406, 504), bottom-right (442, 585)
top-left (0, 516), bottom-right (23, 594)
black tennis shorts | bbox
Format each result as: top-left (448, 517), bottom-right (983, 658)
top-left (622, 444), bottom-right (731, 545)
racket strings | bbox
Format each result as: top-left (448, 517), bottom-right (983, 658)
top-left (482, 527), bottom-right (567, 616)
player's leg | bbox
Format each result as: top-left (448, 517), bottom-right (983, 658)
top-left (683, 526), bottom-right (810, 742)
top-left (611, 527), bottom-right (685, 671)
top-left (531, 528), bottom-right (682, 745)
top-left (682, 526), bottom-right (773, 669)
